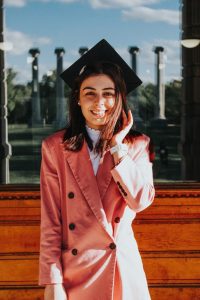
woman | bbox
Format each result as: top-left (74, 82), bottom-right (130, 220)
top-left (39, 39), bottom-right (155, 300)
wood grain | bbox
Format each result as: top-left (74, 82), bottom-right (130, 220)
top-left (0, 183), bottom-right (200, 299)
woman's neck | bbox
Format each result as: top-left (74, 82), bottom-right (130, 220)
top-left (85, 124), bottom-right (101, 145)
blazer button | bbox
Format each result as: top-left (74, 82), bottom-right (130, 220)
top-left (109, 242), bottom-right (116, 250)
top-left (114, 217), bottom-right (120, 223)
top-left (71, 248), bottom-right (78, 255)
top-left (68, 192), bottom-right (74, 199)
top-left (69, 223), bottom-right (76, 230)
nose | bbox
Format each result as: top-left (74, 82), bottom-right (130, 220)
top-left (94, 94), bottom-right (105, 106)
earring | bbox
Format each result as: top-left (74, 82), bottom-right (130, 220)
top-left (78, 102), bottom-right (80, 105)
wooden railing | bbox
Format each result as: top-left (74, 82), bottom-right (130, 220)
top-left (0, 183), bottom-right (200, 300)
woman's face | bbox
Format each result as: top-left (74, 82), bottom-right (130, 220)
top-left (79, 74), bottom-right (116, 130)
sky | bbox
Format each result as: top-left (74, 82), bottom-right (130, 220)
top-left (4, 0), bottom-right (181, 84)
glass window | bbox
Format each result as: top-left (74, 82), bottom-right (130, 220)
top-left (1, 0), bottom-right (184, 184)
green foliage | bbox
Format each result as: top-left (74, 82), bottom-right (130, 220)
top-left (40, 70), bottom-right (71, 124)
top-left (7, 66), bottom-right (181, 126)
top-left (137, 81), bottom-right (181, 125)
top-left (165, 81), bottom-right (181, 124)
top-left (40, 71), bottom-right (56, 124)
top-left (7, 68), bottom-right (31, 123)
top-left (138, 83), bottom-right (156, 124)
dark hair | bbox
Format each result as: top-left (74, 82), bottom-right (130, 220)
top-left (63, 61), bottom-right (138, 155)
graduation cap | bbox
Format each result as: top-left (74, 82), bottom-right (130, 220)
top-left (60, 39), bottom-right (142, 95)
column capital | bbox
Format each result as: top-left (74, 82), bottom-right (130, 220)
top-left (29, 48), bottom-right (40, 57)
top-left (154, 46), bottom-right (164, 54)
top-left (79, 47), bottom-right (88, 56)
top-left (55, 47), bottom-right (65, 56)
top-left (129, 46), bottom-right (139, 54)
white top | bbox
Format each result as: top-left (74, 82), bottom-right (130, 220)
top-left (85, 125), bottom-right (101, 175)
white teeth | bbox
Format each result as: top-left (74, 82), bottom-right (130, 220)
top-left (91, 110), bottom-right (106, 118)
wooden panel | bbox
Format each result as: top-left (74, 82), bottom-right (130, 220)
top-left (133, 223), bottom-right (200, 251)
top-left (149, 286), bottom-right (200, 300)
top-left (0, 256), bottom-right (39, 285)
top-left (0, 286), bottom-right (200, 300)
top-left (143, 253), bottom-right (200, 284)
top-left (0, 287), bottom-right (44, 300)
top-left (0, 226), bottom-right (39, 253)
top-left (0, 253), bottom-right (199, 286)
top-left (0, 183), bottom-right (200, 300)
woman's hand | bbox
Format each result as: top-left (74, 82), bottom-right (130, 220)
top-left (111, 109), bottom-right (133, 147)
top-left (110, 109), bottom-right (133, 166)
top-left (44, 284), bottom-right (67, 300)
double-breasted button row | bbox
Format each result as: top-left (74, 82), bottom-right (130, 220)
top-left (116, 181), bottom-right (127, 197)
top-left (71, 243), bottom-right (116, 256)
top-left (68, 192), bottom-right (74, 199)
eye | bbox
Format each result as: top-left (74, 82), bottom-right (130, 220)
top-left (85, 91), bottom-right (95, 96)
top-left (104, 92), bottom-right (115, 97)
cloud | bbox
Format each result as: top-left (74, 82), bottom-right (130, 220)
top-left (5, 0), bottom-right (160, 6)
top-left (8, 62), bottom-right (55, 83)
top-left (88, 0), bottom-right (160, 9)
top-left (111, 40), bottom-right (180, 83)
top-left (139, 39), bottom-right (181, 82)
top-left (41, 0), bottom-right (79, 3)
top-left (122, 6), bottom-right (179, 25)
top-left (5, 0), bottom-right (27, 7)
top-left (116, 39), bottom-right (180, 66)
top-left (5, 0), bottom-right (78, 7)
top-left (141, 39), bottom-right (180, 67)
top-left (56, 0), bottom-right (79, 3)
top-left (8, 65), bottom-right (31, 84)
top-left (153, 39), bottom-right (180, 66)
top-left (5, 29), bottom-right (52, 55)
top-left (5, 0), bottom-right (179, 26)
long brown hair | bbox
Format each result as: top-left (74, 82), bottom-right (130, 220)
top-left (63, 61), bottom-right (137, 155)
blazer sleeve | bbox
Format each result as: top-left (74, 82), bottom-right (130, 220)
top-left (111, 136), bottom-right (155, 213)
top-left (39, 139), bottom-right (63, 285)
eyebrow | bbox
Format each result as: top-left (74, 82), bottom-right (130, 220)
top-left (82, 86), bottom-right (115, 91)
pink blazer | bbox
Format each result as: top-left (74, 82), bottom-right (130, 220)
top-left (39, 130), bottom-right (155, 300)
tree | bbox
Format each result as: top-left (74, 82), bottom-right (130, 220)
top-left (40, 71), bottom-right (56, 124)
top-left (165, 80), bottom-right (181, 124)
top-left (40, 70), bottom-right (71, 124)
top-left (138, 83), bottom-right (156, 124)
top-left (137, 81), bottom-right (181, 125)
top-left (7, 68), bottom-right (31, 123)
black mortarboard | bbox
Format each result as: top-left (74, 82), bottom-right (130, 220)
top-left (60, 39), bottom-right (142, 95)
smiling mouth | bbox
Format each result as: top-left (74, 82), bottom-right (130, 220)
top-left (90, 110), bottom-right (107, 118)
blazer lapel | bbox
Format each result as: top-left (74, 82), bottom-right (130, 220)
top-left (96, 150), bottom-right (114, 200)
top-left (63, 140), bottom-right (111, 235)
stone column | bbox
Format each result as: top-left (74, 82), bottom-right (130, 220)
top-left (181, 0), bottom-right (200, 180)
top-left (79, 47), bottom-right (88, 56)
top-left (28, 48), bottom-right (42, 127)
top-left (128, 46), bottom-right (143, 129)
top-left (151, 46), bottom-right (167, 127)
top-left (0, 0), bottom-right (12, 183)
top-left (55, 48), bottom-right (66, 128)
